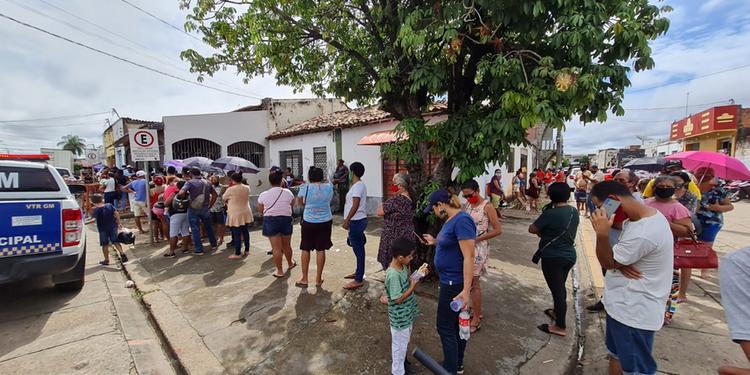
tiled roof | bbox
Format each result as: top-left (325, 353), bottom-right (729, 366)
top-left (267, 102), bottom-right (447, 139)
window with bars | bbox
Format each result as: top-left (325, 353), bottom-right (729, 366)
top-left (172, 138), bottom-right (221, 160)
top-left (227, 141), bottom-right (265, 168)
top-left (313, 147), bottom-right (327, 179)
top-left (279, 150), bottom-right (302, 179)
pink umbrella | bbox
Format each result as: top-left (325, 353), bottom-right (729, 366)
top-left (665, 151), bottom-right (750, 180)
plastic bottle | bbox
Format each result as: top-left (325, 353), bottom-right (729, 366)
top-left (449, 298), bottom-right (464, 312)
top-left (410, 268), bottom-right (426, 281)
top-left (458, 310), bottom-right (471, 340)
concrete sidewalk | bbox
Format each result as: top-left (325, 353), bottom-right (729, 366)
top-left (576, 201), bottom-right (750, 374)
top-left (118, 209), bottom-right (580, 375)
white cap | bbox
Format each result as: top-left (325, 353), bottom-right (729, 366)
top-left (136, 170), bottom-right (146, 177)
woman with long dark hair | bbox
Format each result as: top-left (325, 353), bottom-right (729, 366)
top-left (529, 182), bottom-right (579, 337)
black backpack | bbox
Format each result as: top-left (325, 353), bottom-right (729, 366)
top-left (172, 196), bottom-right (189, 214)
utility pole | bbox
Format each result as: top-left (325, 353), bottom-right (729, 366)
top-left (555, 129), bottom-right (564, 168)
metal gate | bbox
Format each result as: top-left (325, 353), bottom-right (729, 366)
top-left (227, 141), bottom-right (265, 167)
top-left (171, 138), bottom-right (221, 160)
top-left (279, 150), bottom-right (302, 179)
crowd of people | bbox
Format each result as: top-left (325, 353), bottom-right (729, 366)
top-left (86, 157), bottom-right (747, 375)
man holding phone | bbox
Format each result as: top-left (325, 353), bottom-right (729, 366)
top-left (589, 181), bottom-right (673, 375)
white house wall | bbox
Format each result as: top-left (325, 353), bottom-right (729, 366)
top-left (162, 111), bottom-right (269, 163)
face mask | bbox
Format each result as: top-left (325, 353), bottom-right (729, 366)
top-left (654, 187), bottom-right (675, 199)
top-left (389, 184), bottom-right (399, 193)
top-left (467, 195), bottom-right (480, 204)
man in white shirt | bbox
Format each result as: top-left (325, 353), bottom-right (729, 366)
top-left (589, 181), bottom-right (674, 375)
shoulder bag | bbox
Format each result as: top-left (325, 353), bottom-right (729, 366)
top-left (532, 207), bottom-right (575, 264)
top-left (189, 181), bottom-right (210, 210)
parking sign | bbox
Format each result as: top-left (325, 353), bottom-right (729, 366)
top-left (129, 129), bottom-right (159, 161)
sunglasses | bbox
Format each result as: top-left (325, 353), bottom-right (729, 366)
top-left (462, 194), bottom-right (474, 199)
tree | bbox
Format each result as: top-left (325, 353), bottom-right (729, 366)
top-left (180, 0), bottom-right (669, 193)
top-left (57, 134), bottom-right (86, 156)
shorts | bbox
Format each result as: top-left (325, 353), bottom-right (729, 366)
top-left (99, 228), bottom-right (119, 246)
top-left (132, 201), bottom-right (148, 217)
top-left (169, 213), bottom-right (190, 238)
top-left (697, 223), bottom-right (722, 242)
top-left (605, 314), bottom-right (657, 375)
top-left (210, 211), bottom-right (225, 225)
top-left (262, 216), bottom-right (293, 237)
top-left (490, 193), bottom-right (503, 208)
top-left (473, 241), bottom-right (490, 276)
top-left (300, 220), bottom-right (333, 251)
top-left (574, 190), bottom-right (587, 203)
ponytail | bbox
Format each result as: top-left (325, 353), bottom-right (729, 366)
top-left (448, 194), bottom-right (462, 209)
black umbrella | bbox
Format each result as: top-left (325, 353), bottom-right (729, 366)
top-left (211, 156), bottom-right (260, 174)
top-left (623, 157), bottom-right (665, 172)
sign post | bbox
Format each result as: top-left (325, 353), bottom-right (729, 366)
top-left (130, 129), bottom-right (159, 246)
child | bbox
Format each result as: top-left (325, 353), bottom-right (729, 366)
top-left (91, 194), bottom-right (128, 265)
top-left (385, 236), bottom-right (424, 375)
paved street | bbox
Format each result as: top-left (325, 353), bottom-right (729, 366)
top-left (577, 201), bottom-right (750, 374)
top-left (0, 226), bottom-right (174, 375)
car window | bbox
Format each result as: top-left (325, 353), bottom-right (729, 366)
top-left (0, 166), bottom-right (61, 192)
top-left (56, 168), bottom-right (70, 177)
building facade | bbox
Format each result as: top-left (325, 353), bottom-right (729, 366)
top-left (102, 117), bottom-right (164, 168)
top-left (670, 105), bottom-right (741, 155)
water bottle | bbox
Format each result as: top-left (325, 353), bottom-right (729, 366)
top-left (458, 310), bottom-right (471, 340)
top-left (449, 298), bottom-right (464, 312)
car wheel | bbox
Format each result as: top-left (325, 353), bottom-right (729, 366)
top-left (55, 248), bottom-right (86, 292)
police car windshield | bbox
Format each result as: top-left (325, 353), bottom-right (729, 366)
top-left (0, 166), bottom-right (60, 192)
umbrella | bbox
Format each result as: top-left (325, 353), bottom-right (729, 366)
top-left (666, 151), bottom-right (750, 180)
top-left (623, 157), bottom-right (666, 172)
top-left (211, 156), bottom-right (260, 174)
top-left (183, 156), bottom-right (223, 174)
top-left (164, 159), bottom-right (184, 170)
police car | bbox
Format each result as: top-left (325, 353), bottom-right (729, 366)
top-left (0, 160), bottom-right (86, 291)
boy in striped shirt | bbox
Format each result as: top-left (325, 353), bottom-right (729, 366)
top-left (385, 236), bottom-right (424, 375)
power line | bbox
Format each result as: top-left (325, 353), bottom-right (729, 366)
top-left (32, 0), bottom-right (261, 97)
top-left (0, 12), bottom-right (261, 99)
top-left (628, 63), bottom-right (750, 94)
top-left (1, 120), bottom-right (107, 128)
top-left (117, 0), bottom-right (202, 42)
top-left (623, 99), bottom-right (732, 111)
top-left (0, 111), bottom-right (109, 123)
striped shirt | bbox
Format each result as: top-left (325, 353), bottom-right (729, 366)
top-left (385, 267), bottom-right (419, 330)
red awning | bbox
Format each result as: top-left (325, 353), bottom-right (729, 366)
top-left (357, 130), bottom-right (408, 145)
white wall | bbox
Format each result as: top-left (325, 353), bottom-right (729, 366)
top-left (162, 111), bottom-right (269, 162)
top-left (269, 99), bottom-right (348, 133)
top-left (269, 131), bottom-right (337, 177)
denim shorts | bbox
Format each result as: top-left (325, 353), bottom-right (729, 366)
top-left (262, 216), bottom-right (293, 237)
top-left (605, 314), bottom-right (657, 375)
top-left (697, 223), bottom-right (722, 242)
top-left (99, 228), bottom-right (119, 246)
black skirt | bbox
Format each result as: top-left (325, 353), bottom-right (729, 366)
top-left (300, 220), bottom-right (333, 251)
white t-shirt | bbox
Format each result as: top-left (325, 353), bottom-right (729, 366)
top-left (344, 181), bottom-right (367, 221)
top-left (258, 187), bottom-right (295, 217)
top-left (603, 211), bottom-right (674, 331)
top-left (102, 178), bottom-right (116, 193)
top-left (588, 171), bottom-right (605, 191)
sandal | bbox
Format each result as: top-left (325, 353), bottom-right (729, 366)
top-left (343, 281), bottom-right (363, 290)
top-left (242, 251), bottom-right (249, 258)
top-left (295, 282), bottom-right (308, 288)
top-left (537, 324), bottom-right (566, 337)
top-left (344, 273), bottom-right (356, 279)
top-left (163, 253), bottom-right (176, 258)
top-left (272, 273), bottom-right (285, 278)
top-left (99, 260), bottom-right (110, 266)
top-left (315, 280), bottom-right (324, 287)
top-left (544, 308), bottom-right (556, 321)
top-left (287, 260), bottom-right (298, 271)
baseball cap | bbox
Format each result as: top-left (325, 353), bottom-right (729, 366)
top-left (136, 170), bottom-right (146, 177)
top-left (664, 159), bottom-right (682, 169)
top-left (423, 189), bottom-right (452, 214)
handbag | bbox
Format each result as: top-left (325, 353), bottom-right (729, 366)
top-left (674, 232), bottom-right (718, 269)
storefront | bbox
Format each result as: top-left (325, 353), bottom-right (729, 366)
top-left (670, 105), bottom-right (740, 155)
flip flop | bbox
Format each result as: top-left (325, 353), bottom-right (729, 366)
top-left (272, 273), bottom-right (285, 278)
top-left (544, 309), bottom-right (556, 321)
top-left (344, 273), bottom-right (356, 279)
top-left (343, 282), bottom-right (362, 290)
top-left (295, 282), bottom-right (308, 288)
top-left (287, 260), bottom-right (298, 271)
top-left (315, 280), bottom-right (324, 287)
top-left (537, 324), bottom-right (566, 337)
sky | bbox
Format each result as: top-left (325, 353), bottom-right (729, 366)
top-left (0, 0), bottom-right (749, 155)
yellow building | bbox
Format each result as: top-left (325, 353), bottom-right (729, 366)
top-left (670, 105), bottom-right (740, 155)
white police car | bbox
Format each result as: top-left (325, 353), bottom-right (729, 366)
top-left (0, 160), bottom-right (86, 291)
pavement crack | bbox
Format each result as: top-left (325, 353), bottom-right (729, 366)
top-left (0, 330), bottom-right (116, 364)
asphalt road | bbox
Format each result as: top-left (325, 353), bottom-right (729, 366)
top-left (0, 227), bottom-right (174, 375)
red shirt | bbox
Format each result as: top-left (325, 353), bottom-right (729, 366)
top-left (544, 172), bottom-right (553, 183)
top-left (536, 171), bottom-right (544, 181)
top-left (555, 171), bottom-right (565, 183)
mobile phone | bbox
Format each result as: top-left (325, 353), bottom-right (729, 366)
top-left (413, 231), bottom-right (426, 244)
top-left (601, 198), bottom-right (621, 217)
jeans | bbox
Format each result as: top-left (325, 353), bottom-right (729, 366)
top-left (115, 191), bottom-right (128, 211)
top-left (230, 226), bottom-right (249, 255)
top-left (188, 207), bottom-right (217, 252)
top-left (541, 257), bottom-right (575, 329)
top-left (347, 218), bottom-right (367, 282)
top-left (586, 194), bottom-right (596, 214)
top-left (436, 283), bottom-right (466, 374)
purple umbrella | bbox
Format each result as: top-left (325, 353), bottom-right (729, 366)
top-left (211, 156), bottom-right (260, 174)
top-left (164, 159), bottom-right (184, 170)
top-left (183, 157), bottom-right (223, 174)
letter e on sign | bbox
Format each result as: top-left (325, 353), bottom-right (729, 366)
top-left (129, 129), bottom-right (159, 162)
